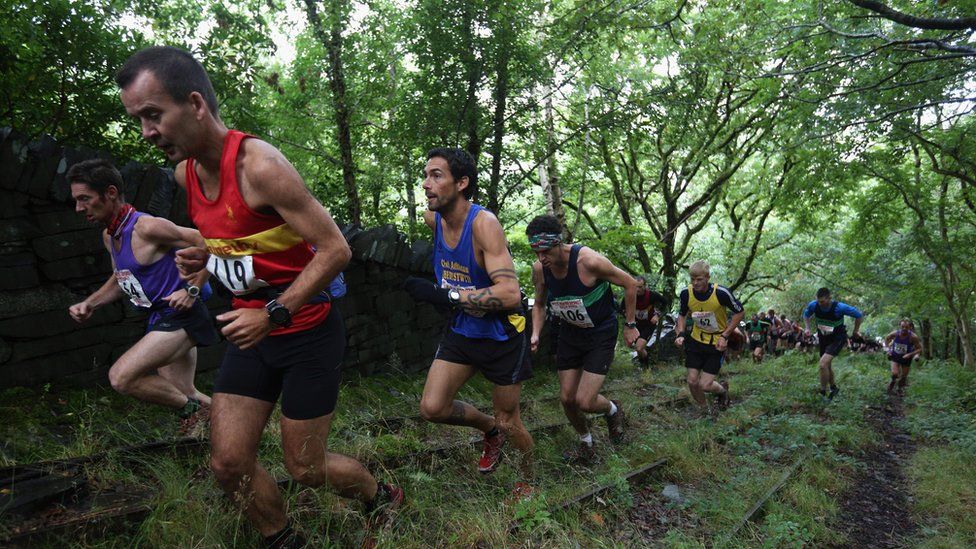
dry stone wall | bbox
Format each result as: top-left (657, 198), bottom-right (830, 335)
top-left (0, 129), bottom-right (552, 390)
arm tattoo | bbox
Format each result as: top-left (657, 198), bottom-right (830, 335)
top-left (465, 287), bottom-right (504, 312)
top-left (488, 268), bottom-right (518, 282)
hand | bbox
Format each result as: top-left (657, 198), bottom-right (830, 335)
top-left (176, 247), bottom-right (209, 279)
top-left (804, 329), bottom-right (811, 338)
top-left (530, 333), bottom-right (540, 353)
top-left (624, 326), bottom-right (639, 348)
top-left (69, 301), bottom-right (93, 323)
top-left (216, 308), bottom-right (272, 349)
top-left (715, 335), bottom-right (728, 352)
top-left (163, 289), bottom-right (194, 312)
top-left (403, 277), bottom-right (451, 308)
top-left (650, 314), bottom-right (659, 326)
top-left (675, 335), bottom-right (685, 348)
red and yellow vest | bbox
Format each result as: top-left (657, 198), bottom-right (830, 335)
top-left (186, 130), bottom-right (329, 335)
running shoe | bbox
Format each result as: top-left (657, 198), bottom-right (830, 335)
top-left (562, 442), bottom-right (599, 465)
top-left (178, 401), bottom-right (210, 438)
top-left (717, 381), bottom-right (731, 409)
top-left (828, 385), bottom-right (840, 401)
top-left (508, 482), bottom-right (537, 503)
top-left (605, 400), bottom-right (626, 444)
top-left (478, 430), bottom-right (507, 474)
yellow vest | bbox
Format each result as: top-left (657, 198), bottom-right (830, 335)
top-left (687, 284), bottom-right (728, 346)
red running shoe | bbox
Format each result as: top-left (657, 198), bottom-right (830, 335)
top-left (478, 430), bottom-right (507, 474)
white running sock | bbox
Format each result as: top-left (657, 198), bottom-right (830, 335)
top-left (580, 433), bottom-right (593, 446)
top-left (607, 401), bottom-right (618, 416)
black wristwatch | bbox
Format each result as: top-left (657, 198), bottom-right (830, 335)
top-left (266, 299), bottom-right (293, 328)
top-left (186, 284), bottom-right (201, 298)
top-left (624, 321), bottom-right (637, 329)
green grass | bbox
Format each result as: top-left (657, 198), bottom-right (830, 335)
top-left (3, 349), bottom-right (974, 547)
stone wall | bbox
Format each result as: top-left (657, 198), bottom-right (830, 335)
top-left (0, 129), bottom-right (553, 390)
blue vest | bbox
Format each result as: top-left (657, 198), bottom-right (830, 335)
top-left (433, 204), bottom-right (523, 341)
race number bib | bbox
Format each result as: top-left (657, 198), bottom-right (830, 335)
top-left (817, 323), bottom-right (835, 335)
top-left (551, 298), bottom-right (594, 328)
top-left (115, 269), bottom-right (152, 308)
top-left (636, 309), bottom-right (649, 320)
top-left (691, 311), bottom-right (719, 332)
top-left (207, 255), bottom-right (269, 296)
top-left (892, 343), bottom-right (908, 355)
top-left (750, 332), bottom-right (762, 341)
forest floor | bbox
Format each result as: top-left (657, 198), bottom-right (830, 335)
top-left (1, 347), bottom-right (974, 548)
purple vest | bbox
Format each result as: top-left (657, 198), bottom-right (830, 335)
top-left (889, 331), bottom-right (915, 359)
top-left (109, 211), bottom-right (183, 322)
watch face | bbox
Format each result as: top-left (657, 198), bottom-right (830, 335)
top-left (187, 286), bottom-right (200, 297)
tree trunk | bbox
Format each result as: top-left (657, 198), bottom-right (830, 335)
top-left (486, 30), bottom-right (511, 213)
top-left (303, 0), bottom-right (361, 225)
top-left (921, 318), bottom-right (932, 359)
top-left (541, 92), bottom-right (566, 236)
top-left (403, 151), bottom-right (417, 238)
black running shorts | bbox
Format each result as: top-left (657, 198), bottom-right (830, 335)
top-left (684, 337), bottom-right (724, 375)
top-left (214, 310), bottom-right (344, 420)
top-left (818, 331), bottom-right (848, 357)
top-left (637, 323), bottom-right (656, 341)
top-left (148, 300), bottom-right (218, 347)
top-left (434, 328), bottom-right (533, 386)
top-left (556, 325), bottom-right (617, 375)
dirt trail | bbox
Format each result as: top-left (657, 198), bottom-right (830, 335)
top-left (832, 395), bottom-right (917, 548)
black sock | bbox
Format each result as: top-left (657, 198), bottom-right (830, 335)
top-left (485, 426), bottom-right (499, 438)
top-left (264, 522), bottom-right (304, 549)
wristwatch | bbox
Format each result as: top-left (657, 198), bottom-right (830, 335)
top-left (448, 289), bottom-right (462, 306)
top-left (186, 284), bottom-right (201, 298)
top-left (266, 299), bottom-right (293, 328)
top-left (624, 321), bottom-right (637, 329)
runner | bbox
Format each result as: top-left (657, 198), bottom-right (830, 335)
top-left (778, 314), bottom-right (795, 353)
top-left (403, 147), bottom-right (534, 496)
top-left (67, 159), bottom-right (215, 434)
top-left (884, 319), bottom-right (923, 396)
top-left (633, 276), bottom-right (666, 367)
top-left (766, 309), bottom-right (781, 355)
top-left (673, 261), bottom-right (744, 412)
top-left (725, 322), bottom-right (747, 363)
top-left (745, 313), bottom-right (770, 363)
top-left (116, 46), bottom-right (401, 546)
top-left (802, 287), bottom-right (864, 400)
top-left (527, 214), bottom-right (638, 464)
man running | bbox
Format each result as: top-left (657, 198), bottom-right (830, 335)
top-left (633, 275), bottom-right (666, 367)
top-left (527, 214), bottom-right (637, 464)
top-left (802, 287), bottom-right (864, 400)
top-left (745, 313), bottom-right (770, 363)
top-left (67, 159), bottom-right (215, 433)
top-left (674, 261), bottom-right (743, 411)
top-left (403, 147), bottom-right (534, 496)
top-left (884, 319), bottom-right (923, 396)
top-left (117, 46), bottom-right (400, 547)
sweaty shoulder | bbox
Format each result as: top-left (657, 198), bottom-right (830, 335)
top-left (174, 160), bottom-right (189, 188)
top-left (240, 138), bottom-right (296, 186)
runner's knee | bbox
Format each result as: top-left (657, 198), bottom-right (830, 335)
top-left (285, 455), bottom-right (329, 487)
top-left (210, 451), bottom-right (254, 486)
top-left (419, 397), bottom-right (452, 422)
top-left (108, 363), bottom-right (137, 394)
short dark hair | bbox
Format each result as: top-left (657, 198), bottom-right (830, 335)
top-left (816, 287), bottom-right (831, 299)
top-left (525, 214), bottom-right (564, 237)
top-left (427, 147), bottom-right (477, 200)
top-left (116, 46), bottom-right (220, 117)
top-left (66, 159), bottom-right (124, 196)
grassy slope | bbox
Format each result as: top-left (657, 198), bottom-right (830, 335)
top-left (1, 349), bottom-right (973, 547)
